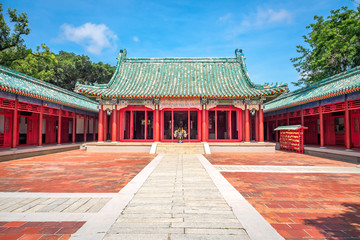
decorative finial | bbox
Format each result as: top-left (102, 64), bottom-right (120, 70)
top-left (235, 49), bottom-right (243, 58)
top-left (117, 49), bottom-right (127, 62)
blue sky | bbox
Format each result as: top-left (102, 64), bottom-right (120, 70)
top-left (2, 0), bottom-right (358, 90)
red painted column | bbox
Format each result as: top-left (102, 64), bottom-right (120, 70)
top-left (98, 106), bottom-right (104, 142)
top-left (202, 106), bottom-right (206, 142)
top-left (319, 105), bottom-right (324, 147)
top-left (301, 109), bottom-right (304, 126)
top-left (155, 107), bottom-right (160, 141)
top-left (84, 115), bottom-right (88, 142)
top-left (57, 110), bottom-right (62, 144)
top-left (238, 110), bottom-right (242, 141)
top-left (259, 106), bottom-right (264, 142)
top-left (93, 117), bottom-right (96, 141)
top-left (245, 107), bottom-right (250, 142)
top-left (255, 110), bottom-right (259, 141)
top-left (275, 118), bottom-right (279, 142)
top-left (104, 110), bottom-right (108, 141)
top-left (287, 113), bottom-right (290, 125)
top-left (38, 104), bottom-right (43, 146)
top-left (11, 99), bottom-right (18, 149)
top-left (228, 110), bottom-right (232, 140)
top-left (130, 110), bottom-right (133, 140)
top-left (72, 114), bottom-right (76, 143)
top-left (112, 110), bottom-right (117, 142)
top-left (266, 120), bottom-right (270, 141)
top-left (145, 110), bottom-right (148, 140)
top-left (345, 99), bottom-right (351, 149)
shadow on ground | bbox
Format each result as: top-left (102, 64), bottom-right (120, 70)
top-left (304, 203), bottom-right (360, 239)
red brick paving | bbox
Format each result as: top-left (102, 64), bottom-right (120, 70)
top-left (205, 151), bottom-right (356, 167)
top-left (0, 150), bottom-right (155, 192)
top-left (209, 152), bottom-right (360, 240)
top-left (0, 221), bottom-right (84, 240)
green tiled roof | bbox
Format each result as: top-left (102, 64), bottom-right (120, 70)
top-left (265, 66), bottom-right (360, 112)
top-left (0, 65), bottom-right (98, 112)
top-left (274, 125), bottom-right (307, 131)
top-left (75, 49), bottom-right (287, 98)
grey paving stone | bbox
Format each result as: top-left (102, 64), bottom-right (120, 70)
top-left (170, 234), bottom-right (251, 240)
top-left (104, 233), bottom-right (169, 240)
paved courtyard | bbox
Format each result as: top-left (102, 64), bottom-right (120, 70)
top-left (0, 150), bottom-right (359, 239)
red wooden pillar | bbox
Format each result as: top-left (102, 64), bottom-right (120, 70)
top-left (57, 110), bottom-right (62, 144)
top-left (345, 99), bottom-right (351, 149)
top-left (275, 118), bottom-right (279, 142)
top-left (154, 107), bottom-right (160, 141)
top-left (72, 114), bottom-right (76, 143)
top-left (259, 106), bottom-right (264, 142)
top-left (38, 104), bottom-right (43, 146)
top-left (202, 106), bottom-right (206, 142)
top-left (238, 109), bottom-right (243, 141)
top-left (104, 110), bottom-right (108, 141)
top-left (255, 110), bottom-right (259, 141)
top-left (112, 110), bottom-right (117, 142)
top-left (301, 109), bottom-right (304, 126)
top-left (84, 115), bottom-right (88, 142)
top-left (287, 112), bottom-right (290, 125)
top-left (11, 99), bottom-right (18, 149)
top-left (93, 117), bottom-right (96, 141)
top-left (266, 120), bottom-right (270, 141)
top-left (245, 107), bottom-right (250, 142)
top-left (319, 105), bottom-right (324, 148)
top-left (98, 106), bottom-right (104, 142)
top-left (228, 110), bottom-right (232, 140)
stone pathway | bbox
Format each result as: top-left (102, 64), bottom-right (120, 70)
top-left (104, 154), bottom-right (250, 240)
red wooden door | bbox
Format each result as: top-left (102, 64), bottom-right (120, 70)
top-left (26, 117), bottom-right (38, 145)
top-left (351, 110), bottom-right (360, 148)
top-left (0, 114), bottom-right (12, 147)
top-left (304, 119), bottom-right (318, 145)
top-left (46, 118), bottom-right (56, 144)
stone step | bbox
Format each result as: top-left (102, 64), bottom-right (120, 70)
top-left (156, 143), bottom-right (205, 154)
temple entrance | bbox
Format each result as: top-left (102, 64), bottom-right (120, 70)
top-left (161, 109), bottom-right (200, 142)
top-left (122, 107), bottom-right (154, 141)
top-left (207, 106), bottom-right (241, 141)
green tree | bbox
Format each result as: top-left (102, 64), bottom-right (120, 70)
top-left (0, 2), bottom-right (30, 53)
top-left (52, 51), bottom-right (115, 91)
top-left (291, 6), bottom-right (360, 86)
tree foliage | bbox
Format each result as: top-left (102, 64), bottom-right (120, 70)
top-left (0, 3), bottom-right (30, 52)
top-left (50, 51), bottom-right (115, 91)
top-left (291, 6), bottom-right (360, 86)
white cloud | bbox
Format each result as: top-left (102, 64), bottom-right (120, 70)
top-left (60, 23), bottom-right (118, 55)
top-left (242, 8), bottom-right (292, 27)
top-left (132, 36), bottom-right (140, 42)
top-left (218, 13), bottom-right (232, 23)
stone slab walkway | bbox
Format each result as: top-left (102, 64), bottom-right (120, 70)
top-left (104, 154), bottom-right (251, 240)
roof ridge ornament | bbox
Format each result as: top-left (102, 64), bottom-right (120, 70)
top-left (117, 49), bottom-right (127, 62)
top-left (235, 49), bottom-right (243, 59)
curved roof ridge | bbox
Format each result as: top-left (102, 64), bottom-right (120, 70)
top-left (267, 66), bottom-right (360, 104)
top-left (264, 66), bottom-right (360, 112)
top-left (0, 65), bottom-right (95, 104)
top-left (75, 49), bottom-right (288, 98)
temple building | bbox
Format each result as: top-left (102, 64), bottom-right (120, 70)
top-left (264, 66), bottom-right (360, 149)
top-left (75, 49), bottom-right (287, 143)
top-left (0, 65), bottom-right (98, 149)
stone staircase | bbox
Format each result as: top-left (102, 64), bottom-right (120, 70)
top-left (155, 142), bottom-right (205, 154)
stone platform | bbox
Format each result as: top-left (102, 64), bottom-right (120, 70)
top-left (209, 142), bottom-right (276, 153)
top-left (0, 143), bottom-right (81, 162)
top-left (304, 145), bottom-right (360, 164)
top-left (86, 142), bottom-right (153, 153)
top-left (85, 142), bottom-right (276, 154)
